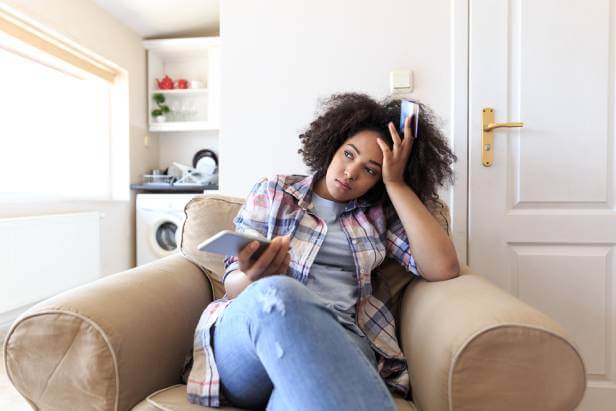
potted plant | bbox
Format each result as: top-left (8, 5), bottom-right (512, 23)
top-left (151, 93), bottom-right (170, 122)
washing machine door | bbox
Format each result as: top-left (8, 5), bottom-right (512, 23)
top-left (149, 216), bottom-right (182, 258)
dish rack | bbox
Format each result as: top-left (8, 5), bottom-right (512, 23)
top-left (143, 175), bottom-right (176, 185)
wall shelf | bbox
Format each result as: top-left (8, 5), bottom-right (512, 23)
top-left (151, 88), bottom-right (209, 96)
top-left (144, 37), bottom-right (220, 133)
top-left (149, 121), bottom-right (219, 132)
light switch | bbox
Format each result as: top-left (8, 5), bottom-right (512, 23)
top-left (390, 69), bottom-right (414, 93)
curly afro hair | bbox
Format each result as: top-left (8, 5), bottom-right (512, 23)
top-left (298, 92), bottom-right (458, 206)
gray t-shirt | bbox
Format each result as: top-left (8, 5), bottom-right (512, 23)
top-left (306, 192), bottom-right (364, 336)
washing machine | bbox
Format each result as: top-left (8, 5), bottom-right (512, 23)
top-left (136, 193), bottom-right (198, 265)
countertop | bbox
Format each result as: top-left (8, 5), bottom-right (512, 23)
top-left (130, 183), bottom-right (219, 193)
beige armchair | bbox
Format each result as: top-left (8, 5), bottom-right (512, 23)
top-left (3, 194), bottom-right (586, 411)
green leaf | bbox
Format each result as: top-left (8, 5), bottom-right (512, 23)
top-left (153, 93), bottom-right (165, 104)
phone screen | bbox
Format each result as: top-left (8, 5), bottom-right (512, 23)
top-left (197, 230), bottom-right (271, 258)
top-left (400, 99), bottom-right (420, 138)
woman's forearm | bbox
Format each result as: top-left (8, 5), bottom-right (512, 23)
top-left (385, 182), bottom-right (460, 281)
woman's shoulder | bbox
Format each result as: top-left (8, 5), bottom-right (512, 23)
top-left (246, 174), bottom-right (311, 209)
top-left (272, 173), bottom-right (310, 186)
top-left (253, 174), bottom-right (313, 198)
top-left (253, 174), bottom-right (307, 189)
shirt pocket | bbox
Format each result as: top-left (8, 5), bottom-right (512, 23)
top-left (346, 218), bottom-right (387, 272)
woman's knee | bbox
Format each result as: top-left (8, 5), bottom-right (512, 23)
top-left (242, 275), bottom-right (313, 315)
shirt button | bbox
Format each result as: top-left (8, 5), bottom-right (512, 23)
top-left (352, 240), bottom-right (358, 244)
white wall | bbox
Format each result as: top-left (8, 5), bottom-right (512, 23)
top-left (0, 0), bottom-right (158, 276)
top-left (158, 131), bottom-right (219, 171)
top-left (218, 0), bottom-right (452, 198)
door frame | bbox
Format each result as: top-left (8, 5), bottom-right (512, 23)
top-left (449, 0), bottom-right (470, 266)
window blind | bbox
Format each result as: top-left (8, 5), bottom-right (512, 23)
top-left (0, 8), bottom-right (117, 83)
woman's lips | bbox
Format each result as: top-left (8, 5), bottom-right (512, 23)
top-left (335, 179), bottom-right (351, 190)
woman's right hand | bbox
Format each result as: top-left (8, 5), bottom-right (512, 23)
top-left (238, 236), bottom-right (291, 282)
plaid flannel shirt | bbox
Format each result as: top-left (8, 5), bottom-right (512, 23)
top-left (187, 173), bottom-right (420, 407)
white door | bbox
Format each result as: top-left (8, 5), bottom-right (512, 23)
top-left (468, 1), bottom-right (616, 409)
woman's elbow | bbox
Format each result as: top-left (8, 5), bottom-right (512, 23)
top-left (422, 260), bottom-right (460, 282)
top-left (447, 261), bottom-right (461, 280)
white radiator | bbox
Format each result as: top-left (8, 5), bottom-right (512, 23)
top-left (0, 212), bottom-right (101, 313)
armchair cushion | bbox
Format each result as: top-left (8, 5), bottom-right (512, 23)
top-left (131, 384), bottom-right (418, 411)
top-left (178, 194), bottom-right (244, 300)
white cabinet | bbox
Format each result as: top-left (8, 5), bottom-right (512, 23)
top-left (143, 37), bottom-right (220, 132)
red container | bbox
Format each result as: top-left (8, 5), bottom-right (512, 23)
top-left (156, 75), bottom-right (174, 89)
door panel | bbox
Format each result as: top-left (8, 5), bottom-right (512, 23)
top-left (469, 1), bottom-right (616, 408)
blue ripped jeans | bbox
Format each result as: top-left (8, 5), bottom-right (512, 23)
top-left (212, 275), bottom-right (397, 411)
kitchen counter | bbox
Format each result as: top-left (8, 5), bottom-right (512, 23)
top-left (130, 183), bottom-right (219, 193)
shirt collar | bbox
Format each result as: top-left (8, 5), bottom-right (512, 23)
top-left (283, 172), bottom-right (374, 212)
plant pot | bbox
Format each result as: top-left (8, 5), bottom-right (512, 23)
top-left (154, 115), bottom-right (166, 123)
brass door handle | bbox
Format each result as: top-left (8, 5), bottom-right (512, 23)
top-left (482, 108), bottom-right (524, 167)
top-left (483, 122), bottom-right (524, 132)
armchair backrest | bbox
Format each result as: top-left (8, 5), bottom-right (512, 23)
top-left (178, 193), bottom-right (452, 302)
top-left (179, 194), bottom-right (245, 299)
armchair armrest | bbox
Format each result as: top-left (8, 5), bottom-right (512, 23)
top-left (3, 254), bottom-right (212, 411)
top-left (399, 265), bottom-right (586, 411)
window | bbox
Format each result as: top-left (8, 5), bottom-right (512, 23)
top-left (0, 7), bottom-right (127, 201)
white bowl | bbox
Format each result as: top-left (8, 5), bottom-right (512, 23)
top-left (188, 80), bottom-right (204, 89)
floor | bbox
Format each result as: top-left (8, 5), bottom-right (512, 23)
top-left (0, 351), bottom-right (32, 410)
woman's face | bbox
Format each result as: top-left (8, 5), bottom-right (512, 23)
top-left (314, 130), bottom-right (384, 202)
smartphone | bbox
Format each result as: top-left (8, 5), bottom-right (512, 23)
top-left (198, 230), bottom-right (271, 260)
top-left (400, 99), bottom-right (420, 138)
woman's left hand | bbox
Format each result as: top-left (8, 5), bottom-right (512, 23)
top-left (376, 116), bottom-right (415, 186)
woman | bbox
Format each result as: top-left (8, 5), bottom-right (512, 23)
top-left (187, 93), bottom-right (459, 410)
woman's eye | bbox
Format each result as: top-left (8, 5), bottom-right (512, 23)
top-left (343, 150), bottom-right (376, 176)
